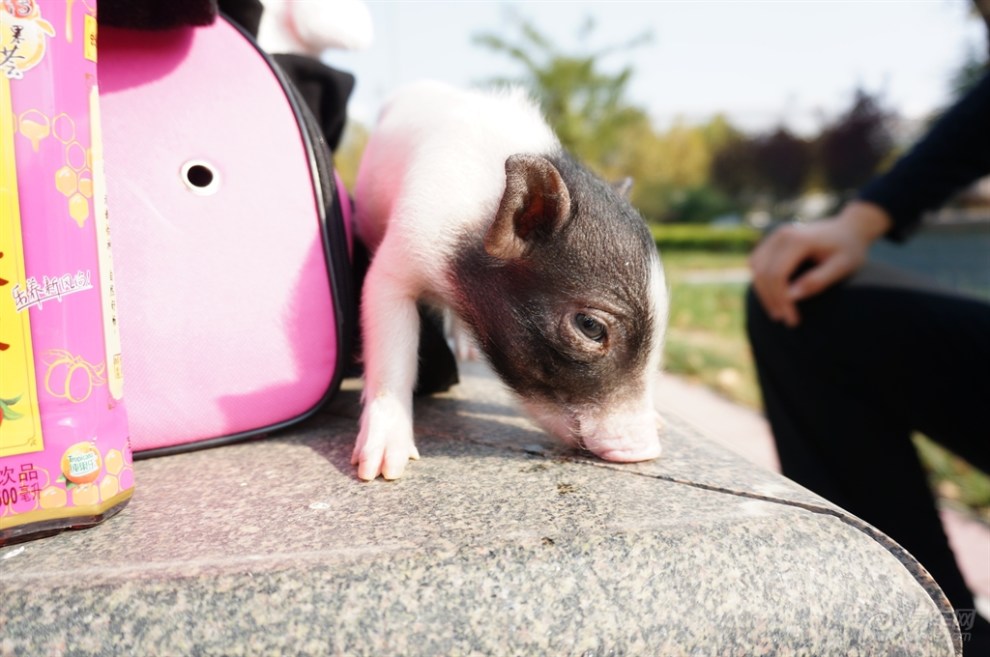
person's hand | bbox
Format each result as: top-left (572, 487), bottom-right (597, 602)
top-left (749, 201), bottom-right (893, 327)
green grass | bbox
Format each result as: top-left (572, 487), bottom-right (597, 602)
top-left (661, 250), bottom-right (749, 271)
top-left (914, 435), bottom-right (990, 523)
top-left (652, 223), bottom-right (761, 253)
top-left (662, 250), bottom-right (759, 407)
top-left (661, 249), bottom-right (989, 522)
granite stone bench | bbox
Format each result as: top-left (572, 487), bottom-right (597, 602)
top-left (0, 362), bottom-right (961, 656)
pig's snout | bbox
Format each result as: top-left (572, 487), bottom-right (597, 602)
top-left (578, 407), bottom-right (663, 463)
top-left (592, 440), bottom-right (662, 463)
top-left (522, 399), bottom-right (663, 463)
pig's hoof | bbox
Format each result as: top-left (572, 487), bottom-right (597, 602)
top-left (352, 395), bottom-right (419, 481)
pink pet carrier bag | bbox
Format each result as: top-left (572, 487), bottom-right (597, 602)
top-left (98, 15), bottom-right (354, 456)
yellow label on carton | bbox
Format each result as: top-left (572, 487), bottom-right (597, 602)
top-left (83, 14), bottom-right (97, 62)
top-left (0, 77), bottom-right (45, 458)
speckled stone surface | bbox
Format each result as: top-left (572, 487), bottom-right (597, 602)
top-left (0, 363), bottom-right (959, 656)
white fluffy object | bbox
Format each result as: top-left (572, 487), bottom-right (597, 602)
top-left (257, 0), bottom-right (374, 54)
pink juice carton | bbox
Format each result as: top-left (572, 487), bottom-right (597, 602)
top-left (1, 0), bottom-right (133, 545)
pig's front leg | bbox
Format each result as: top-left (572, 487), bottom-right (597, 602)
top-left (352, 244), bottom-right (422, 480)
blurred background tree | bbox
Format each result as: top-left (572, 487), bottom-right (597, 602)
top-left (817, 89), bottom-right (894, 199)
top-left (951, 1), bottom-right (988, 100)
top-left (472, 15), bottom-right (652, 172)
top-left (953, 0), bottom-right (989, 96)
top-left (471, 16), bottom-right (906, 225)
top-left (754, 128), bottom-right (814, 212)
top-left (475, 17), bottom-right (759, 223)
top-left (337, 0), bottom-right (988, 227)
top-left (974, 0), bottom-right (990, 58)
top-left (953, 45), bottom-right (989, 97)
top-left (710, 136), bottom-right (758, 206)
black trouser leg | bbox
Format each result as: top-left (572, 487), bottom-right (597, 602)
top-left (746, 264), bottom-right (990, 619)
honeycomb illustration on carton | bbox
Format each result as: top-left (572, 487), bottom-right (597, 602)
top-left (0, 445), bottom-right (134, 517)
top-left (15, 108), bottom-right (94, 228)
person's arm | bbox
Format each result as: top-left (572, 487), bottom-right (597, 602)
top-left (750, 71), bottom-right (990, 327)
top-left (749, 201), bottom-right (892, 327)
top-left (859, 70), bottom-right (990, 240)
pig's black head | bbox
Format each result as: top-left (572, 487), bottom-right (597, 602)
top-left (449, 152), bottom-right (667, 462)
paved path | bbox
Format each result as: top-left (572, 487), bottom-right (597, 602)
top-left (655, 372), bottom-right (990, 613)
top-left (675, 268), bottom-right (751, 285)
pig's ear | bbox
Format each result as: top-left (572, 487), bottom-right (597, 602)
top-left (611, 177), bottom-right (634, 199)
top-left (485, 154), bottom-right (571, 260)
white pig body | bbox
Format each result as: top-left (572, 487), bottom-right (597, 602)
top-left (355, 82), bottom-right (557, 285)
top-left (353, 81), bottom-right (667, 480)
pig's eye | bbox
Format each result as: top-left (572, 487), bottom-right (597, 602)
top-left (574, 313), bottom-right (606, 343)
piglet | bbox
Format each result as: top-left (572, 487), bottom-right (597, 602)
top-left (352, 81), bottom-right (668, 480)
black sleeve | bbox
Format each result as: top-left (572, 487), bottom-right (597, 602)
top-left (857, 70), bottom-right (990, 242)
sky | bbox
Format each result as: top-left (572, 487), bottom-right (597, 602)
top-left (324, 0), bottom-right (985, 136)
